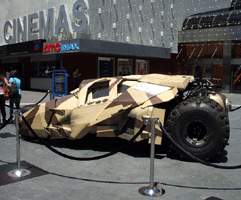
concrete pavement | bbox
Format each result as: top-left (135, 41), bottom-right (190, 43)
top-left (0, 90), bottom-right (241, 200)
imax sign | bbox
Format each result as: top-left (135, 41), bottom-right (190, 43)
top-left (61, 43), bottom-right (79, 52)
top-left (3, 0), bottom-right (89, 44)
top-left (43, 42), bottom-right (79, 53)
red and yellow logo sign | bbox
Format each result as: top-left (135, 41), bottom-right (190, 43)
top-left (43, 43), bottom-right (61, 53)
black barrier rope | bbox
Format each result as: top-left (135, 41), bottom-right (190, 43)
top-left (230, 105), bottom-right (241, 112)
top-left (4, 89), bottom-right (50, 109)
top-left (0, 115), bottom-right (14, 131)
top-left (157, 120), bottom-right (241, 169)
top-left (159, 182), bottom-right (241, 191)
top-left (20, 112), bottom-right (147, 161)
top-left (4, 104), bottom-right (17, 109)
top-left (34, 89), bottom-right (50, 105)
top-left (0, 90), bottom-right (50, 130)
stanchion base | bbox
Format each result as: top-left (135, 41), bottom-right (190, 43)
top-left (138, 186), bottom-right (164, 197)
top-left (7, 169), bottom-right (31, 178)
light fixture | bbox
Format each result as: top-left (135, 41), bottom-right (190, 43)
top-left (98, 8), bottom-right (102, 14)
top-left (98, 33), bottom-right (101, 39)
top-left (126, 36), bottom-right (130, 42)
top-left (113, 23), bottom-right (116, 29)
top-left (127, 14), bottom-right (130, 20)
top-left (139, 27), bottom-right (142, 32)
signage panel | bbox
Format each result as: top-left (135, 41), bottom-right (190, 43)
top-left (136, 59), bottom-right (149, 75)
top-left (0, 39), bottom-right (45, 57)
top-left (0, 46), bottom-right (7, 57)
top-left (98, 57), bottom-right (115, 78)
top-left (43, 41), bottom-right (79, 53)
top-left (52, 70), bottom-right (68, 98)
top-left (3, 0), bottom-right (89, 44)
top-left (117, 58), bottom-right (133, 76)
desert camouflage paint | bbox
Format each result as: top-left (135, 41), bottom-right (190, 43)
top-left (19, 74), bottom-right (223, 145)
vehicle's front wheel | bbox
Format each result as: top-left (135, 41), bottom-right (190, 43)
top-left (165, 97), bottom-right (230, 160)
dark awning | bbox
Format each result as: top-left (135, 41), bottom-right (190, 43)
top-left (42, 38), bottom-right (170, 59)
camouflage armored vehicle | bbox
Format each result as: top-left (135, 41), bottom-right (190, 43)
top-left (19, 74), bottom-right (230, 159)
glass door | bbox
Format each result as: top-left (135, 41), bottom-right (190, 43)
top-left (232, 65), bottom-right (241, 93)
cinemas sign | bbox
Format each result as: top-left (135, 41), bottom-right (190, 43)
top-left (43, 42), bottom-right (79, 53)
top-left (3, 0), bottom-right (89, 44)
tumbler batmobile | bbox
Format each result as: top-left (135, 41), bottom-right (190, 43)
top-left (19, 74), bottom-right (230, 159)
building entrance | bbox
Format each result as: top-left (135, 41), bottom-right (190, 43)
top-left (193, 65), bottom-right (223, 89)
top-left (232, 65), bottom-right (241, 93)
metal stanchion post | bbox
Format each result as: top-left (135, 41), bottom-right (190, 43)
top-left (139, 117), bottom-right (164, 197)
top-left (50, 88), bottom-right (53, 100)
top-left (150, 118), bottom-right (156, 190)
top-left (8, 110), bottom-right (31, 178)
top-left (16, 111), bottom-right (21, 172)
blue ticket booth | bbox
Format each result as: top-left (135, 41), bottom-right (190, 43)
top-left (52, 70), bottom-right (68, 99)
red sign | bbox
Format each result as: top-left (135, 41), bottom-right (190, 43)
top-left (136, 60), bottom-right (149, 75)
top-left (43, 43), bottom-right (61, 53)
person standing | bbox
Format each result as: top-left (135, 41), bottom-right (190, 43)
top-left (0, 73), bottom-right (8, 123)
top-left (9, 70), bottom-right (21, 117)
top-left (5, 68), bottom-right (11, 81)
top-left (73, 67), bottom-right (81, 89)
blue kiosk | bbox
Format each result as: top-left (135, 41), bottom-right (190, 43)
top-left (52, 70), bottom-right (68, 99)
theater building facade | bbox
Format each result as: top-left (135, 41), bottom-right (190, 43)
top-left (178, 0), bottom-right (241, 93)
top-left (0, 0), bottom-right (180, 91)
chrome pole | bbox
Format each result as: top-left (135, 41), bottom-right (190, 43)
top-left (139, 117), bottom-right (163, 197)
top-left (50, 88), bottom-right (53, 100)
top-left (15, 110), bottom-right (21, 171)
top-left (8, 110), bottom-right (31, 178)
top-left (149, 118), bottom-right (155, 190)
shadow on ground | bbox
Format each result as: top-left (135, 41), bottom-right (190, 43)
top-left (0, 160), bottom-right (49, 186)
top-left (20, 134), bottom-right (228, 164)
top-left (0, 132), bottom-right (15, 139)
top-left (21, 134), bottom-right (171, 159)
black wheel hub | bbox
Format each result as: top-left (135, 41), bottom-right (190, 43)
top-left (184, 121), bottom-right (209, 146)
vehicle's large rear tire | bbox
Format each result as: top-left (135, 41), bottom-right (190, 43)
top-left (165, 97), bottom-right (230, 160)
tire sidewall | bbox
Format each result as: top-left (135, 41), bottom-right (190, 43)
top-left (166, 97), bottom-right (229, 159)
top-left (173, 109), bottom-right (220, 156)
